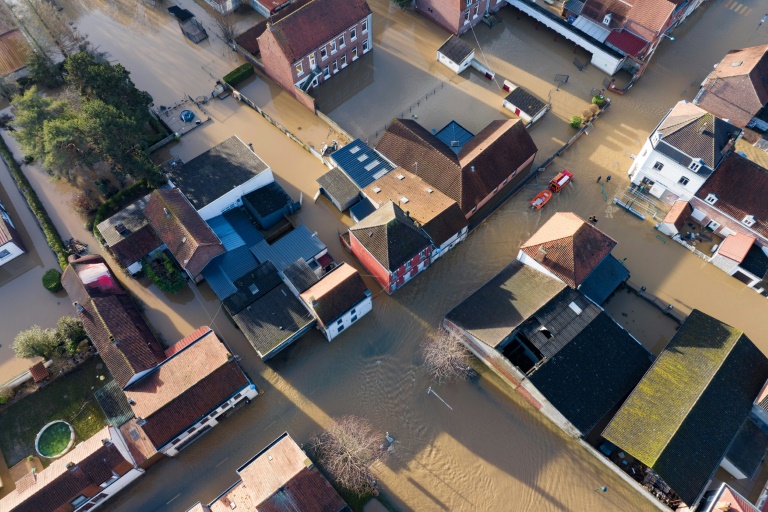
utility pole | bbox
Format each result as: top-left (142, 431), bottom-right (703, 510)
top-left (427, 386), bottom-right (453, 410)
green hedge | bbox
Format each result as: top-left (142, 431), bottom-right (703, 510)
top-left (0, 136), bottom-right (69, 269)
top-left (223, 64), bottom-right (254, 87)
top-left (42, 268), bottom-right (63, 292)
top-left (91, 180), bottom-right (154, 243)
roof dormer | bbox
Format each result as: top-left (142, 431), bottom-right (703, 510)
top-left (603, 13), bottom-right (612, 25)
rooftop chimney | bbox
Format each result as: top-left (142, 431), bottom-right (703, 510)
top-left (164, 208), bottom-right (169, 217)
top-left (534, 246), bottom-right (549, 263)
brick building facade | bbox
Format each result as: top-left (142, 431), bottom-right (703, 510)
top-left (415, 0), bottom-right (505, 36)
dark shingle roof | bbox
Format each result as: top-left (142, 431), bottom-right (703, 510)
top-left (656, 101), bottom-right (738, 169)
top-left (203, 246), bottom-right (261, 301)
top-left (96, 193), bottom-right (152, 247)
top-left (283, 258), bottom-right (320, 294)
top-left (696, 153), bottom-right (768, 240)
top-left (437, 35), bottom-right (473, 65)
top-left (242, 181), bottom-right (292, 220)
top-left (724, 419), bottom-right (768, 480)
top-left (349, 201), bottom-right (430, 272)
top-left (222, 260), bottom-right (283, 315)
top-left (740, 243), bottom-right (768, 279)
top-left (233, 283), bottom-right (315, 359)
top-left (504, 87), bottom-right (547, 118)
top-left (94, 379), bottom-right (135, 428)
top-left (520, 212), bottom-right (617, 288)
top-left (62, 255), bottom-right (166, 388)
top-left (578, 254), bottom-right (629, 305)
top-left (109, 224), bottom-right (163, 269)
top-left (144, 189), bottom-right (225, 277)
top-left (445, 260), bottom-right (567, 348)
top-left (376, 119), bottom-right (538, 215)
top-left (330, 139), bottom-right (395, 189)
top-left (300, 263), bottom-right (368, 326)
top-left (317, 167), bottom-right (361, 210)
top-left (602, 310), bottom-right (768, 505)
top-left (166, 136), bottom-right (269, 210)
top-left (528, 311), bottom-right (653, 435)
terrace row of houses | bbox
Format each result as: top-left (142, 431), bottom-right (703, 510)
top-left (444, 211), bottom-right (768, 510)
top-left (628, 44), bottom-right (768, 295)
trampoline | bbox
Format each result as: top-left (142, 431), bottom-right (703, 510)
top-left (180, 110), bottom-right (195, 123)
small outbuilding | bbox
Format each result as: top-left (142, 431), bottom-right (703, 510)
top-left (502, 81), bottom-right (548, 126)
top-left (317, 167), bottom-right (361, 212)
top-left (437, 35), bottom-right (474, 74)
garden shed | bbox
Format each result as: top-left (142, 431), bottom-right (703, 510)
top-left (502, 82), bottom-right (548, 126)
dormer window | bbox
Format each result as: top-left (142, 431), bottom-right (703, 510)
top-left (688, 161), bottom-right (701, 172)
top-left (742, 215), bottom-right (756, 227)
top-left (705, 193), bottom-right (718, 205)
top-left (603, 13), bottom-right (612, 25)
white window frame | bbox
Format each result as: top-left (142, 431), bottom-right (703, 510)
top-left (689, 161), bottom-right (701, 171)
top-left (331, 40), bottom-right (337, 53)
top-left (466, 0), bottom-right (472, 6)
top-left (473, 5), bottom-right (479, 17)
top-left (0, 249), bottom-right (10, 260)
top-left (295, 62), bottom-right (303, 76)
top-left (352, 46), bottom-right (358, 60)
top-left (341, 54), bottom-right (347, 68)
top-left (323, 66), bottom-right (330, 79)
top-left (743, 215), bottom-right (756, 227)
top-left (653, 161), bottom-right (664, 171)
top-left (309, 53), bottom-right (316, 69)
top-left (362, 39), bottom-right (369, 52)
top-left (678, 176), bottom-right (689, 186)
top-left (362, 19), bottom-right (368, 33)
top-left (320, 47), bottom-right (327, 60)
top-left (464, 10), bottom-right (470, 23)
top-left (339, 34), bottom-right (345, 49)
top-left (332, 60), bottom-right (338, 73)
top-left (351, 27), bottom-right (357, 41)
top-left (705, 193), bottom-right (718, 205)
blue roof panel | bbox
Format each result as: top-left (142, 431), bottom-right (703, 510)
top-left (203, 246), bottom-right (260, 300)
top-left (435, 121), bottom-right (474, 155)
top-left (207, 215), bottom-right (245, 251)
top-left (250, 225), bottom-right (327, 271)
top-left (330, 139), bottom-right (395, 189)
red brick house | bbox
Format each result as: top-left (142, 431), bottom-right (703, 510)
top-left (376, 118), bottom-right (537, 221)
top-left (235, 0), bottom-right (373, 111)
top-left (346, 201), bottom-right (432, 294)
top-left (415, 0), bottom-right (506, 36)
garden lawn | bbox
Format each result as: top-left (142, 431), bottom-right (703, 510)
top-left (0, 357), bottom-right (110, 466)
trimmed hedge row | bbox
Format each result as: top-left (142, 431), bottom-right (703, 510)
top-left (0, 136), bottom-right (69, 269)
top-left (91, 180), bottom-right (154, 242)
top-left (223, 64), bottom-right (254, 87)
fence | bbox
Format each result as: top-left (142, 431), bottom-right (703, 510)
top-left (624, 279), bottom-right (687, 324)
top-left (671, 233), bottom-right (711, 261)
top-left (370, 81), bottom-right (447, 141)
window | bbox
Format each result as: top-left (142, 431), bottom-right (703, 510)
top-left (187, 426), bottom-right (197, 434)
top-left (90, 494), bottom-right (108, 504)
top-left (405, 260), bottom-right (411, 271)
top-left (332, 60), bottom-right (338, 72)
top-left (337, 318), bottom-right (344, 325)
top-left (350, 315), bottom-right (358, 323)
top-left (71, 495), bottom-right (89, 508)
top-left (352, 46), bottom-right (358, 59)
top-left (493, 186), bottom-right (498, 193)
top-left (743, 215), bottom-right (756, 227)
top-left (678, 176), bottom-right (689, 186)
top-left (0, 249), bottom-right (9, 259)
top-left (464, 11), bottom-right (469, 23)
top-left (295, 62), bottom-right (303, 76)
top-left (341, 55), bottom-right (347, 67)
top-left (339, 34), bottom-right (345, 48)
top-left (502, 178), bottom-right (507, 185)
top-left (653, 161), bottom-right (664, 170)
top-left (473, 5), bottom-right (479, 17)
top-left (331, 40), bottom-right (337, 53)
top-left (323, 66), bottom-right (330, 79)
top-left (689, 161), bottom-right (701, 171)
top-left (350, 309), bottom-right (356, 315)
top-left (338, 325), bottom-right (345, 333)
top-left (362, 19), bottom-right (368, 33)
top-left (309, 53), bottom-right (316, 68)
top-left (363, 39), bottom-right (369, 52)
top-left (172, 438), bottom-right (182, 445)
top-left (320, 47), bottom-right (327, 59)
top-left (351, 27), bottom-right (357, 41)
top-left (466, 0), bottom-right (472, 6)
top-left (705, 193), bottom-right (718, 205)
top-left (101, 474), bottom-right (119, 488)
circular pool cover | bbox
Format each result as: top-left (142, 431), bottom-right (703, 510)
top-left (180, 110), bottom-right (195, 123)
top-left (36, 420), bottom-right (75, 458)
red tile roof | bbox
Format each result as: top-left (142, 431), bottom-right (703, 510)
top-left (144, 189), bottom-right (224, 278)
top-left (662, 200), bottom-right (692, 232)
top-left (28, 362), bottom-right (49, 383)
top-left (520, 212), bottom-right (617, 288)
top-left (109, 224), bottom-right (162, 269)
top-left (718, 233), bottom-right (756, 263)
top-left (695, 153), bottom-right (768, 240)
top-left (696, 44), bottom-right (768, 129)
top-left (164, 325), bottom-right (211, 358)
top-left (300, 263), bottom-right (369, 327)
top-left (62, 255), bottom-right (166, 388)
top-left (0, 427), bottom-right (134, 512)
top-left (254, 0), bottom-right (371, 63)
top-left (581, 0), bottom-right (631, 29)
top-left (623, 0), bottom-right (676, 42)
top-left (606, 29), bottom-right (649, 57)
top-left (715, 484), bottom-right (760, 512)
top-left (124, 330), bottom-right (249, 449)
top-left (376, 119), bottom-right (537, 215)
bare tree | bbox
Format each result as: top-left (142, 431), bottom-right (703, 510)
top-left (309, 416), bottom-right (384, 496)
top-left (421, 328), bottom-right (470, 384)
top-left (211, 9), bottom-right (237, 44)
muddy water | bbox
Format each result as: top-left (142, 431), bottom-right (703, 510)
top-left (2, 0), bottom-right (761, 510)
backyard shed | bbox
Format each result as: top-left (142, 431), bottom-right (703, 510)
top-left (437, 35), bottom-right (474, 74)
top-left (317, 167), bottom-right (361, 212)
top-left (502, 82), bottom-right (548, 126)
top-left (179, 18), bottom-right (208, 44)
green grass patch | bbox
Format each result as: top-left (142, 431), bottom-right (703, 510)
top-left (223, 63), bottom-right (254, 87)
top-left (37, 421), bottom-right (72, 457)
top-left (0, 357), bottom-right (110, 466)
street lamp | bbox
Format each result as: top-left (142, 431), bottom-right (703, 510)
top-left (661, 33), bottom-right (675, 41)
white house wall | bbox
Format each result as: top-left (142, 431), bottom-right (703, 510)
top-left (194, 170), bottom-right (275, 221)
top-left (437, 52), bottom-right (473, 74)
top-left (324, 296), bottom-right (373, 341)
top-left (85, 467), bottom-right (144, 511)
top-left (433, 227), bottom-right (468, 261)
top-left (629, 140), bottom-right (708, 200)
top-left (516, 250), bottom-right (565, 283)
top-left (0, 240), bottom-right (25, 266)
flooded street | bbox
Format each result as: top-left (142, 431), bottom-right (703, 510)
top-left (0, 0), bottom-right (766, 509)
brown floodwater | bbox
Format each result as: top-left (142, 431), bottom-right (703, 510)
top-left (4, 0), bottom-right (766, 509)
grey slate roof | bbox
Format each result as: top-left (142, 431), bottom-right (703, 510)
top-left (96, 193), bottom-right (152, 247)
top-left (724, 418), bottom-right (768, 480)
top-left (317, 167), bottom-right (361, 211)
top-left (94, 380), bottom-right (135, 428)
top-left (437, 35), bottom-right (473, 65)
top-left (348, 201), bottom-right (430, 272)
top-left (250, 225), bottom-right (327, 271)
top-left (528, 311), bottom-right (653, 435)
top-left (330, 139), bottom-right (395, 189)
top-left (444, 260), bottom-right (567, 348)
top-left (283, 258), bottom-right (320, 294)
top-left (203, 246), bottom-right (261, 300)
top-left (740, 244), bottom-right (768, 279)
top-left (602, 310), bottom-right (768, 505)
top-left (579, 254), bottom-right (629, 305)
top-left (233, 283), bottom-right (315, 359)
top-left (242, 181), bottom-right (293, 219)
top-left (166, 136), bottom-right (269, 210)
top-left (350, 198), bottom-right (375, 222)
top-left (504, 87), bottom-right (547, 118)
top-left (223, 260), bottom-right (283, 315)
top-left (434, 120), bottom-right (474, 155)
top-left (564, 0), bottom-right (585, 15)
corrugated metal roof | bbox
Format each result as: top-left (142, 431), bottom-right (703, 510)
top-left (250, 225), bottom-right (327, 271)
top-left (330, 139), bottom-right (395, 189)
top-left (572, 16), bottom-right (610, 42)
top-left (0, 30), bottom-right (30, 77)
top-left (435, 121), bottom-right (474, 155)
top-left (208, 215), bottom-right (245, 251)
top-left (206, 209), bottom-right (265, 251)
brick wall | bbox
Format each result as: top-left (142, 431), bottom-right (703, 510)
top-left (469, 150), bottom-right (536, 221)
top-left (350, 232), bottom-right (393, 292)
top-left (416, 0), bottom-right (498, 36)
top-left (690, 197), bottom-right (768, 247)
